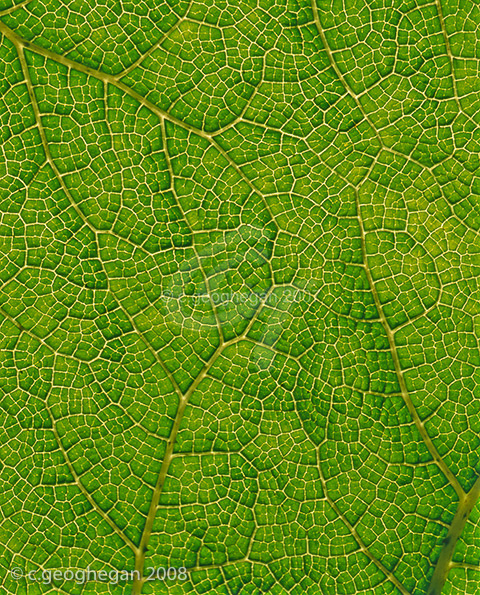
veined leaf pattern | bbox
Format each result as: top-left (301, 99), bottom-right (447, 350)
top-left (0, 0), bottom-right (479, 594)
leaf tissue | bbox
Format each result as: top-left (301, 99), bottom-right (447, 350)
top-left (0, 0), bottom-right (479, 594)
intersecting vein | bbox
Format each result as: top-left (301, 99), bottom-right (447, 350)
top-left (0, 21), bottom-right (277, 224)
top-left (42, 369), bottom-right (138, 553)
top-left (118, 0), bottom-right (194, 79)
top-left (0, 310), bottom-right (138, 552)
top-left (427, 476), bottom-right (480, 595)
top-left (313, 447), bottom-right (411, 595)
top-left (450, 563), bottom-right (480, 571)
top-left (93, 236), bottom-right (185, 402)
top-left (131, 287), bottom-right (275, 594)
top-left (0, 0), bottom-right (32, 18)
top-left (311, 0), bottom-right (466, 495)
top-left (160, 116), bottom-right (225, 344)
top-left (353, 185), bottom-right (464, 501)
top-left (433, 0), bottom-right (478, 128)
top-left (15, 35), bottom-right (187, 405)
top-left (2, 10), bottom-right (479, 595)
top-left (12, 41), bottom-right (99, 237)
top-left (308, 1), bottom-right (469, 181)
top-left (3, 32), bottom-right (195, 561)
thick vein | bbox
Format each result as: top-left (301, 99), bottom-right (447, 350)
top-left (354, 185), bottom-right (464, 500)
top-left (312, 0), bottom-right (464, 488)
top-left (0, 0), bottom-right (31, 17)
top-left (131, 351), bottom-right (221, 594)
top-left (309, 9), bottom-right (479, 587)
top-left (12, 41), bottom-right (98, 237)
top-left (131, 287), bottom-right (274, 594)
top-left (427, 476), bottom-right (480, 595)
top-left (16, 37), bottom-right (186, 402)
top-left (354, 174), bottom-right (480, 591)
top-left (0, 21), bottom-right (205, 133)
top-left (286, 349), bottom-right (412, 594)
top-left (2, 11), bottom-right (479, 595)
top-left (1, 32), bottom-right (278, 591)
top-left (8, 38), bottom-right (189, 557)
top-left (0, 21), bottom-right (276, 224)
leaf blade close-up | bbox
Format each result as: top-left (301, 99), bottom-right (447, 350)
top-left (0, 0), bottom-right (479, 594)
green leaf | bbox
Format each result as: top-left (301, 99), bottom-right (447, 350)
top-left (0, 1), bottom-right (479, 594)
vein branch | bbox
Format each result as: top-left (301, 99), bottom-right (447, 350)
top-left (354, 187), bottom-right (464, 500)
top-left (314, 449), bottom-right (411, 595)
top-left (44, 368), bottom-right (139, 554)
top-left (160, 117), bottom-right (225, 344)
top-left (427, 476), bottom-right (480, 595)
top-left (0, 0), bottom-right (32, 17)
top-left (131, 288), bottom-right (274, 594)
top-left (0, 304), bottom-right (137, 552)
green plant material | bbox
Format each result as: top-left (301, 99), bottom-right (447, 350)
top-left (0, 0), bottom-right (479, 594)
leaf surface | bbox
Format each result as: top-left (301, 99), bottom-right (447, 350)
top-left (0, 1), bottom-right (479, 594)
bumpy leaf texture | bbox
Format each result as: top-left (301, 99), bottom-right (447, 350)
top-left (0, 0), bottom-right (479, 594)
